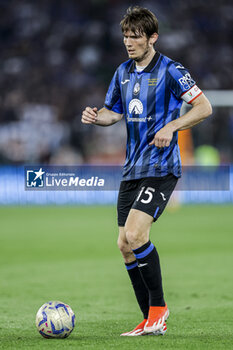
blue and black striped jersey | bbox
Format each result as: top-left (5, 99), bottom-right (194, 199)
top-left (104, 52), bottom-right (202, 180)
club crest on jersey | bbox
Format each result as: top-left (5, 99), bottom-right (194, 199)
top-left (133, 82), bottom-right (140, 95)
top-left (128, 99), bottom-right (143, 115)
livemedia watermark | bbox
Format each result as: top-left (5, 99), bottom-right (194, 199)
top-left (24, 165), bottom-right (230, 191)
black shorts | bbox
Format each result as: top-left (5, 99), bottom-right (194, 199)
top-left (117, 174), bottom-right (178, 227)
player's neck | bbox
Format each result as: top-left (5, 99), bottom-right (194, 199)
top-left (135, 48), bottom-right (156, 68)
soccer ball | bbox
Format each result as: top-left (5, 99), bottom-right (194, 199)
top-left (35, 301), bottom-right (76, 338)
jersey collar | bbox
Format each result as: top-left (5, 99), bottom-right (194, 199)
top-left (128, 51), bottom-right (160, 73)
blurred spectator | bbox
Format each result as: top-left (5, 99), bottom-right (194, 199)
top-left (195, 145), bottom-right (220, 166)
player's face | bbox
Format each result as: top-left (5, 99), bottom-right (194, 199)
top-left (123, 30), bottom-right (154, 63)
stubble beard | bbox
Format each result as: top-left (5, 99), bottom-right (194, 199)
top-left (134, 43), bottom-right (150, 63)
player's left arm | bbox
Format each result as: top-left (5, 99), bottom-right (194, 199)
top-left (149, 93), bottom-right (212, 148)
top-left (169, 93), bottom-right (212, 131)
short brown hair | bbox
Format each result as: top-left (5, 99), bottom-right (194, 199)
top-left (120, 6), bottom-right (159, 38)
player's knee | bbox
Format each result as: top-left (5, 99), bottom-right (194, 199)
top-left (117, 238), bottom-right (134, 261)
top-left (117, 237), bottom-right (129, 254)
top-left (125, 229), bottom-right (147, 250)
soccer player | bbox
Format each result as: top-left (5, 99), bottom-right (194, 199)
top-left (81, 6), bottom-right (212, 336)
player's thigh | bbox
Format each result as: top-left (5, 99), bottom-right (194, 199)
top-left (124, 209), bottom-right (153, 248)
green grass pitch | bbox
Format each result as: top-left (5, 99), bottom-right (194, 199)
top-left (0, 205), bottom-right (232, 350)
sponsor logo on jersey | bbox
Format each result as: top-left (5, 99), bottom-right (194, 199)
top-left (128, 99), bottom-right (143, 115)
top-left (133, 82), bottom-right (140, 95)
top-left (178, 73), bottom-right (195, 90)
top-left (121, 79), bottom-right (130, 85)
top-left (127, 115), bottom-right (152, 123)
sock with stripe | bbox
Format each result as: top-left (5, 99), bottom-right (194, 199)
top-left (133, 241), bottom-right (165, 307)
top-left (125, 260), bottom-right (149, 319)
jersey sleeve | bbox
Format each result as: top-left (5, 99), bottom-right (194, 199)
top-left (168, 63), bottom-right (202, 104)
top-left (104, 68), bottom-right (123, 114)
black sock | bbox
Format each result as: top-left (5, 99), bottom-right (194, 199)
top-left (133, 241), bottom-right (165, 307)
top-left (125, 260), bottom-right (149, 319)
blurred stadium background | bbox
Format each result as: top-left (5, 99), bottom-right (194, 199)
top-left (0, 0), bottom-right (232, 204)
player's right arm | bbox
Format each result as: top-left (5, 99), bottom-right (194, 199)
top-left (81, 106), bottom-right (123, 126)
top-left (82, 65), bottom-right (123, 126)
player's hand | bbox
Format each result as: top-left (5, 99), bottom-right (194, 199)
top-left (81, 107), bottom-right (98, 124)
top-left (149, 125), bottom-right (174, 148)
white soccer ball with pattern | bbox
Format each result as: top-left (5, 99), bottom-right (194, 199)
top-left (35, 301), bottom-right (76, 338)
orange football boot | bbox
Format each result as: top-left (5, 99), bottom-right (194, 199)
top-left (121, 319), bottom-right (167, 336)
top-left (144, 304), bottom-right (169, 333)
